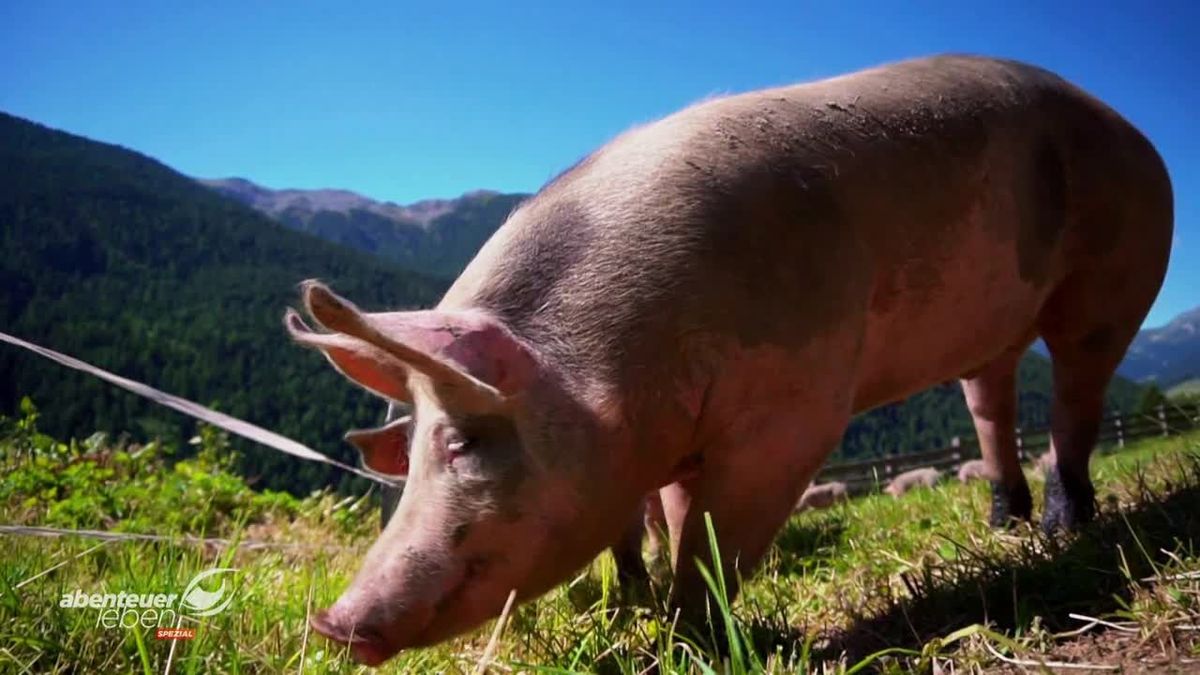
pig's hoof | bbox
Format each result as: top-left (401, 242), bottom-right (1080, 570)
top-left (1041, 466), bottom-right (1096, 534)
top-left (988, 480), bottom-right (1032, 528)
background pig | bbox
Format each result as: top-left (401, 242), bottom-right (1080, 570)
top-left (957, 459), bottom-right (989, 483)
top-left (885, 467), bottom-right (943, 497)
top-left (291, 54), bottom-right (1172, 663)
top-left (795, 481), bottom-right (849, 512)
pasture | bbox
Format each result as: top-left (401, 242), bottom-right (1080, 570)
top-left (2, 406), bottom-right (1199, 673)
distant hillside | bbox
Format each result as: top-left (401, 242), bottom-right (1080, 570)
top-left (199, 177), bottom-right (527, 279)
top-left (1118, 306), bottom-right (1200, 387)
top-left (0, 112), bottom-right (446, 493)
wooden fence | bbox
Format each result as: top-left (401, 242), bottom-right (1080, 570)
top-left (815, 402), bottom-right (1200, 496)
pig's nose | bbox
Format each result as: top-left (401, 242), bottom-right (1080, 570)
top-left (309, 608), bottom-right (395, 666)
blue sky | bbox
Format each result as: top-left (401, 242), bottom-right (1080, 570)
top-left (1, 1), bottom-right (1195, 326)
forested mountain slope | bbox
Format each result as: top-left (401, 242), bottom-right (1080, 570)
top-left (0, 112), bottom-right (446, 492)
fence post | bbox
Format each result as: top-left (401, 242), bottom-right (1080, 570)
top-left (950, 435), bottom-right (961, 461)
top-left (1159, 402), bottom-right (1169, 437)
top-left (1114, 413), bottom-right (1125, 449)
top-left (1015, 426), bottom-right (1024, 461)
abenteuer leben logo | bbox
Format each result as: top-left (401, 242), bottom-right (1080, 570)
top-left (60, 567), bottom-right (238, 640)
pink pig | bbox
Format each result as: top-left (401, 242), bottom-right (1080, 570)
top-left (290, 54), bottom-right (1172, 663)
top-left (957, 459), bottom-right (989, 483)
top-left (885, 467), bottom-right (943, 497)
top-left (795, 481), bottom-right (850, 512)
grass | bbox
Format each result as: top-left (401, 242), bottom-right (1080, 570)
top-left (2, 405), bottom-right (1200, 673)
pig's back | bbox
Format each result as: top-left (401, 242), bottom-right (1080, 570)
top-left (445, 55), bottom-right (1169, 399)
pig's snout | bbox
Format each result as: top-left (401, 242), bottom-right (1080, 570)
top-left (309, 608), bottom-right (394, 666)
top-left (309, 607), bottom-right (400, 666)
top-left (308, 568), bottom-right (450, 666)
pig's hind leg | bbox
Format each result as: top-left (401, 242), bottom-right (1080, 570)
top-left (960, 345), bottom-right (1033, 526)
top-left (1037, 279), bottom-right (1155, 533)
top-left (1034, 137), bottom-right (1171, 533)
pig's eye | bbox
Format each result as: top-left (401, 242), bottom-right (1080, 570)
top-left (445, 432), bottom-right (477, 458)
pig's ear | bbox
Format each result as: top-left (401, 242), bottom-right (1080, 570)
top-left (299, 280), bottom-right (537, 411)
top-left (285, 309), bottom-right (411, 401)
top-left (345, 416), bottom-right (411, 478)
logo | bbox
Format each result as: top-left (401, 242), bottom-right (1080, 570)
top-left (60, 567), bottom-right (239, 639)
top-left (180, 568), bottom-right (238, 617)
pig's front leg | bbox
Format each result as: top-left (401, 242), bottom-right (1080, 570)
top-left (660, 414), bottom-right (845, 631)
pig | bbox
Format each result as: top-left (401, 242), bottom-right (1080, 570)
top-left (884, 467), bottom-right (943, 497)
top-left (288, 54), bottom-right (1172, 663)
top-left (795, 481), bottom-right (849, 512)
top-left (957, 458), bottom-right (989, 483)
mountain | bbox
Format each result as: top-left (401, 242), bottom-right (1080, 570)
top-left (199, 177), bottom-right (527, 279)
top-left (1117, 306), bottom-right (1200, 387)
top-left (0, 112), bottom-right (447, 493)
